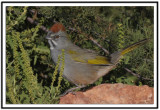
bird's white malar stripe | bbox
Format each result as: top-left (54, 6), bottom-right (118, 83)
top-left (51, 40), bottom-right (58, 46)
top-left (48, 40), bottom-right (54, 50)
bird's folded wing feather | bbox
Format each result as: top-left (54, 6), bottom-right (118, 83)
top-left (66, 49), bottom-right (112, 65)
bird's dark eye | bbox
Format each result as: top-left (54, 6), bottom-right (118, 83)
top-left (55, 35), bottom-right (60, 39)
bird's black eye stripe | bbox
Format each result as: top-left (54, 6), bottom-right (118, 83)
top-left (50, 34), bottom-right (60, 39)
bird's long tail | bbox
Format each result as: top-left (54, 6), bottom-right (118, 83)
top-left (110, 38), bottom-right (151, 64)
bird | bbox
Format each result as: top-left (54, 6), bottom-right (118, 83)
top-left (46, 22), bottom-right (151, 96)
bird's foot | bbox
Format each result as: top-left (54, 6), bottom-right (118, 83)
top-left (59, 90), bottom-right (76, 97)
top-left (59, 85), bottom-right (86, 97)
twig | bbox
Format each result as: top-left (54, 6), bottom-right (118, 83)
top-left (27, 17), bottom-right (49, 33)
top-left (89, 36), bottom-right (109, 55)
top-left (124, 68), bottom-right (153, 81)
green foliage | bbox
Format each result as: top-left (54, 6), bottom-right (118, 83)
top-left (50, 49), bottom-right (65, 96)
top-left (6, 6), bottom-right (64, 104)
top-left (6, 6), bottom-right (154, 104)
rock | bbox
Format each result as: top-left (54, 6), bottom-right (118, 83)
top-left (59, 83), bottom-right (154, 104)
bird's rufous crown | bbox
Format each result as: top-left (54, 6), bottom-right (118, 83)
top-left (50, 23), bottom-right (66, 33)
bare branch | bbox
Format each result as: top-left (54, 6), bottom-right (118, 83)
top-left (27, 17), bottom-right (49, 33)
top-left (68, 27), bottom-right (110, 55)
top-left (124, 68), bottom-right (153, 81)
top-left (89, 36), bottom-right (109, 55)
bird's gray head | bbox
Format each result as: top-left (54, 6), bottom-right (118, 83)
top-left (45, 23), bottom-right (70, 49)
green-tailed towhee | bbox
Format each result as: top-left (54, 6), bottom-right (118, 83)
top-left (46, 23), bottom-right (150, 96)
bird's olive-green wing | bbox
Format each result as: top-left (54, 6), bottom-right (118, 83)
top-left (66, 49), bottom-right (111, 65)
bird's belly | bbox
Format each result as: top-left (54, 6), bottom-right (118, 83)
top-left (63, 62), bottom-right (104, 85)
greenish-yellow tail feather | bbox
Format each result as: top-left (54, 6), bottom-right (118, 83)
top-left (120, 38), bottom-right (151, 55)
top-left (111, 38), bottom-right (151, 64)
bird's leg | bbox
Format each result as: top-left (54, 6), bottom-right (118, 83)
top-left (60, 85), bottom-right (86, 97)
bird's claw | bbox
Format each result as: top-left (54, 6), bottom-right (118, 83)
top-left (59, 90), bottom-right (76, 97)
